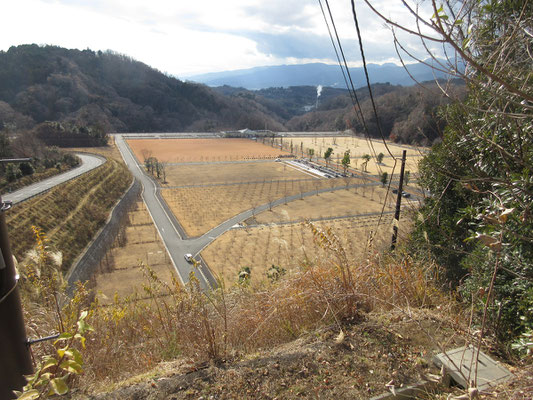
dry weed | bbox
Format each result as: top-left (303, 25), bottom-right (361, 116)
top-left (20, 223), bottom-right (450, 394)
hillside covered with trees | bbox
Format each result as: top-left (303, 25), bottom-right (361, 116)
top-left (285, 81), bottom-right (465, 145)
top-left (0, 45), bottom-right (287, 133)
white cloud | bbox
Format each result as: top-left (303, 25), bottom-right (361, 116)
top-left (0, 0), bottom-right (445, 76)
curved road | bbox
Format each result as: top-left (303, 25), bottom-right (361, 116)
top-left (3, 153), bottom-right (105, 204)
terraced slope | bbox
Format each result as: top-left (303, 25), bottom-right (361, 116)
top-left (6, 158), bottom-right (132, 272)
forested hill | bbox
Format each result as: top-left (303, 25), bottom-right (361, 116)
top-left (0, 45), bottom-right (287, 133)
top-left (217, 82), bottom-right (465, 145)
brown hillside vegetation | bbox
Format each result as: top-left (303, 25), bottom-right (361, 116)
top-left (22, 228), bottom-right (456, 396)
top-left (88, 309), bottom-right (465, 399)
top-left (0, 45), bottom-right (287, 133)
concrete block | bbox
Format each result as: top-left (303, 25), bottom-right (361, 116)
top-left (433, 345), bottom-right (513, 391)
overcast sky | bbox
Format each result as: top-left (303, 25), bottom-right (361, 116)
top-left (0, 0), bottom-right (441, 77)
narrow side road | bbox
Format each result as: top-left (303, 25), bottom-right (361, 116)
top-left (3, 153), bottom-right (105, 204)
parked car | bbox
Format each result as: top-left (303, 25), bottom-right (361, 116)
top-left (401, 191), bottom-right (411, 198)
top-left (184, 253), bottom-right (193, 262)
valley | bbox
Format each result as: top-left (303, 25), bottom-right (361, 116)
top-left (95, 133), bottom-right (418, 290)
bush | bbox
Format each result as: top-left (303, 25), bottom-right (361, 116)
top-left (19, 162), bottom-right (34, 176)
top-left (62, 153), bottom-right (80, 168)
top-left (6, 163), bottom-right (21, 182)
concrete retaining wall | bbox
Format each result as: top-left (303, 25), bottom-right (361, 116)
top-left (66, 178), bottom-right (141, 293)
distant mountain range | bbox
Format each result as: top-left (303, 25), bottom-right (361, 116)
top-left (186, 61), bottom-right (451, 90)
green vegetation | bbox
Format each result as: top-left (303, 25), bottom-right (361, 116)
top-left (33, 121), bottom-right (108, 147)
top-left (380, 172), bottom-right (388, 187)
top-left (361, 154), bottom-right (370, 172)
top-left (0, 129), bottom-right (80, 192)
top-left (412, 0), bottom-right (532, 343)
top-left (6, 157), bottom-right (131, 272)
top-left (341, 150), bottom-right (350, 174)
top-left (323, 147), bottom-right (333, 166)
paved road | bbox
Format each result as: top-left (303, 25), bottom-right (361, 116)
top-left (3, 153), bottom-right (105, 204)
top-left (115, 135), bottom-right (214, 290)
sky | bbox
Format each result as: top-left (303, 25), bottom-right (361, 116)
top-left (0, 0), bottom-right (442, 78)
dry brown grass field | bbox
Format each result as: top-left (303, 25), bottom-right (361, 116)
top-left (162, 161), bottom-right (312, 187)
top-left (127, 138), bottom-right (289, 163)
top-left (161, 177), bottom-right (353, 237)
top-left (287, 136), bottom-right (424, 175)
top-left (94, 201), bottom-right (176, 304)
top-left (253, 186), bottom-right (397, 224)
top-left (201, 215), bottom-right (411, 286)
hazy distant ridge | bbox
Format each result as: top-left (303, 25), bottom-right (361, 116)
top-left (186, 61), bottom-right (450, 90)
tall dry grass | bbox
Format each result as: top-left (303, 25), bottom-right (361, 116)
top-left (20, 222), bottom-right (447, 393)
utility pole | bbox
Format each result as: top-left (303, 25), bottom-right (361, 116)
top-left (0, 158), bottom-right (34, 399)
top-left (391, 150), bottom-right (407, 250)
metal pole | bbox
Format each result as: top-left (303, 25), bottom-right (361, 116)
top-left (391, 150), bottom-right (407, 250)
top-left (0, 196), bottom-right (33, 399)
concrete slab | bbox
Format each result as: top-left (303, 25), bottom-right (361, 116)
top-left (433, 346), bottom-right (513, 391)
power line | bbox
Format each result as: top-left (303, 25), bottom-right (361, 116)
top-left (350, 0), bottom-right (396, 160)
top-left (318, 0), bottom-right (405, 237)
top-left (319, 0), bottom-right (383, 175)
top-left (316, 0), bottom-right (358, 118)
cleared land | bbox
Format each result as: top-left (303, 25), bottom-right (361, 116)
top-left (127, 138), bottom-right (289, 163)
top-left (252, 186), bottom-right (395, 225)
top-left (109, 135), bottom-right (416, 291)
top-left (161, 177), bottom-right (354, 237)
top-left (282, 136), bottom-right (425, 175)
top-left (162, 161), bottom-right (312, 187)
top-left (94, 201), bottom-right (177, 304)
top-left (201, 215), bottom-right (411, 286)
